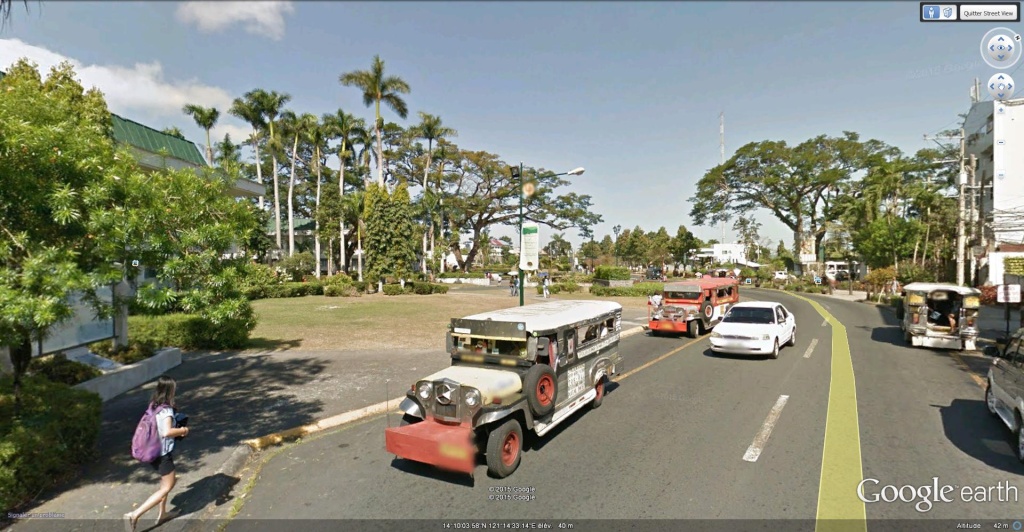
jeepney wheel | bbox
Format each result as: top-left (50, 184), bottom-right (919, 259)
top-left (591, 377), bottom-right (606, 409)
top-left (904, 329), bottom-right (912, 344)
top-left (524, 364), bottom-right (557, 417)
top-left (486, 419), bottom-right (523, 478)
top-left (686, 319), bottom-right (699, 339)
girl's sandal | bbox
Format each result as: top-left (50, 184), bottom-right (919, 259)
top-left (123, 513), bottom-right (138, 532)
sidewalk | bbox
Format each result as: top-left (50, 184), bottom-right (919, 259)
top-left (9, 295), bottom-right (651, 530)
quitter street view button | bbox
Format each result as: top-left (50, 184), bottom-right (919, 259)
top-left (960, 3), bottom-right (1020, 21)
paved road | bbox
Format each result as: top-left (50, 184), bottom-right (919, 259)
top-left (210, 290), bottom-right (1024, 529)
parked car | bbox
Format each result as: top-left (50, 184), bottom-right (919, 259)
top-left (709, 302), bottom-right (796, 359)
top-left (773, 271), bottom-right (788, 281)
top-left (983, 329), bottom-right (1024, 463)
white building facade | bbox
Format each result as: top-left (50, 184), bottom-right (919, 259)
top-left (963, 97), bottom-right (1024, 285)
top-left (694, 243), bottom-right (750, 265)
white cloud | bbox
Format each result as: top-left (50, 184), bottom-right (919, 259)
top-left (0, 38), bottom-right (251, 148)
top-left (175, 1), bottom-right (295, 41)
top-left (212, 123), bottom-right (255, 145)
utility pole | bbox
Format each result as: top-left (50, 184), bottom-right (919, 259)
top-left (967, 154), bottom-right (978, 286)
top-left (957, 127), bottom-right (966, 286)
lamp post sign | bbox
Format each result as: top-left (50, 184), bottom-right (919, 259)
top-left (520, 222), bottom-right (539, 271)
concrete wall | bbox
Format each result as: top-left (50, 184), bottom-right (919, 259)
top-left (991, 100), bottom-right (1024, 245)
top-left (438, 278), bottom-right (491, 286)
top-left (73, 347), bottom-right (182, 402)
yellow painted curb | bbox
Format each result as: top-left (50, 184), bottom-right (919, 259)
top-left (243, 396), bottom-right (406, 451)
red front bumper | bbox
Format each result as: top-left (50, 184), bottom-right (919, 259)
top-left (648, 320), bottom-right (682, 331)
top-left (385, 420), bottom-right (476, 474)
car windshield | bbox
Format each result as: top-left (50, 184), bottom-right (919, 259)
top-left (723, 307), bottom-right (776, 324)
top-left (665, 291), bottom-right (700, 300)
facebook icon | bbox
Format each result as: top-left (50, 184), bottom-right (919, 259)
top-left (923, 5), bottom-right (941, 19)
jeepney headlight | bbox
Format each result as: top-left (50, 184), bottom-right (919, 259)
top-left (417, 382), bottom-right (431, 400)
top-left (465, 388), bottom-right (481, 407)
top-left (711, 331), bottom-right (722, 338)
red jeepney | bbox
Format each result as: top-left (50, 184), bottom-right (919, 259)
top-left (647, 276), bottom-right (740, 338)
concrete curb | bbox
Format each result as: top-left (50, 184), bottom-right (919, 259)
top-left (242, 324), bottom-right (649, 452)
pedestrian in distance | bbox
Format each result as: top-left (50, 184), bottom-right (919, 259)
top-left (124, 376), bottom-right (190, 532)
top-left (543, 276), bottom-right (550, 298)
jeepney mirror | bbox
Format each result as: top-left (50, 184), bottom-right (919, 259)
top-left (536, 337), bottom-right (550, 358)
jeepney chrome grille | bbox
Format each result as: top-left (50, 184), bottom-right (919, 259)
top-left (434, 403), bottom-right (458, 419)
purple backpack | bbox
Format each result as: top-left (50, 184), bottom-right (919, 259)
top-left (131, 403), bottom-right (169, 462)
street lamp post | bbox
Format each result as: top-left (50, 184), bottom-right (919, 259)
top-left (513, 163), bottom-right (585, 306)
top-left (612, 225), bottom-right (622, 266)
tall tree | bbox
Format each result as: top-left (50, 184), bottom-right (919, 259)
top-left (255, 90), bottom-right (291, 250)
top-left (690, 132), bottom-right (889, 274)
top-left (412, 112), bottom-right (457, 275)
top-left (341, 190), bottom-right (366, 281)
top-left (339, 55), bottom-right (411, 186)
top-left (307, 118), bottom-right (330, 277)
top-left (669, 225), bottom-right (700, 266)
top-left (732, 217), bottom-right (762, 263)
top-left (229, 91), bottom-right (269, 210)
top-left (182, 104), bottom-right (220, 164)
top-left (0, 0), bottom-right (28, 28)
top-left (280, 111), bottom-right (318, 256)
top-left (363, 183), bottom-right (417, 284)
top-left (322, 110), bottom-right (367, 273)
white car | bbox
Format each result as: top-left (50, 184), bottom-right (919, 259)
top-left (774, 271), bottom-right (788, 281)
top-left (709, 302), bottom-right (796, 359)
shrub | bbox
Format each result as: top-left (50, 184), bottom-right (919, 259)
top-left (383, 284), bottom-right (405, 296)
top-left (278, 251), bottom-right (316, 281)
top-left (438, 272), bottom-right (486, 279)
top-left (414, 283), bottom-right (433, 295)
top-left (431, 283), bottom-right (449, 294)
top-left (589, 282), bottom-right (663, 297)
top-left (323, 273), bottom-right (353, 286)
top-left (87, 340), bottom-right (157, 365)
top-left (0, 375), bottom-right (102, 512)
top-left (594, 266), bottom-right (631, 281)
top-left (352, 281), bottom-right (368, 293)
top-left (27, 355), bottom-right (102, 386)
top-left (896, 263), bottom-right (936, 284)
top-left (129, 312), bottom-right (252, 350)
top-left (980, 285), bottom-right (997, 305)
top-left (238, 263), bottom-right (282, 300)
top-left (554, 281), bottom-right (582, 294)
top-left (404, 285), bottom-right (416, 294)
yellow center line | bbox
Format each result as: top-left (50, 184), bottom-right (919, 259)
top-left (784, 293), bottom-right (866, 532)
top-left (613, 336), bottom-right (704, 382)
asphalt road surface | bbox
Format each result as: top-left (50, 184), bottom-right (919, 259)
top-left (217, 290), bottom-right (1024, 530)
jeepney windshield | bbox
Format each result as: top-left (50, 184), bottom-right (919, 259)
top-left (665, 291), bottom-right (701, 300)
top-left (455, 336), bottom-right (528, 358)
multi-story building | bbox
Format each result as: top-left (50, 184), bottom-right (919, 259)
top-left (963, 96), bottom-right (1024, 285)
top-left (694, 243), bottom-right (750, 266)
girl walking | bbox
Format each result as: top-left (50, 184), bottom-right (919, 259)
top-left (124, 376), bottom-right (191, 531)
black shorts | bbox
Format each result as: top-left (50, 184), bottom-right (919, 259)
top-left (150, 452), bottom-right (175, 475)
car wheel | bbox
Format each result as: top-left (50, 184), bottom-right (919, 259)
top-left (986, 383), bottom-right (999, 417)
top-left (1017, 413), bottom-right (1024, 464)
top-left (486, 419), bottom-right (523, 478)
top-left (770, 339), bottom-right (779, 359)
top-left (591, 377), bottom-right (606, 409)
top-left (786, 328), bottom-right (796, 347)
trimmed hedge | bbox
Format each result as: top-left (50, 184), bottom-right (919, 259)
top-left (589, 282), bottom-right (664, 297)
top-left (594, 266), bottom-right (631, 281)
top-left (0, 375), bottom-right (102, 512)
top-left (27, 355), bottom-right (101, 386)
top-left (129, 313), bottom-right (251, 350)
top-left (244, 281), bottom-right (324, 300)
top-left (381, 283), bottom-right (449, 296)
top-left (438, 272), bottom-right (487, 279)
top-left (535, 281), bottom-right (584, 295)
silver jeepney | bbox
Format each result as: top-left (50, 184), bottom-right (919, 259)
top-left (897, 282), bottom-right (982, 351)
top-left (386, 300), bottom-right (624, 478)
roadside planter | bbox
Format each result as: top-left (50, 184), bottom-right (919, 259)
top-left (73, 347), bottom-right (181, 402)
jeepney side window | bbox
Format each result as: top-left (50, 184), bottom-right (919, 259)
top-left (565, 329), bottom-right (577, 363)
top-left (603, 318), bottom-right (614, 336)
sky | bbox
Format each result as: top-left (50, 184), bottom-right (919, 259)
top-left (0, 1), bottom-right (1015, 253)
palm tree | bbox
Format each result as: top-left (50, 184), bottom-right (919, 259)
top-left (255, 90), bottom-right (291, 251)
top-left (182, 104), bottom-right (220, 164)
top-left (214, 133), bottom-right (242, 167)
top-left (339, 55), bottom-right (410, 186)
top-left (322, 110), bottom-right (367, 273)
top-left (354, 127), bottom-right (376, 187)
top-left (308, 118), bottom-right (330, 278)
top-left (412, 112), bottom-right (457, 275)
top-left (162, 127), bottom-right (186, 140)
top-left (229, 92), bottom-right (268, 210)
top-left (0, 0), bottom-right (28, 26)
top-left (280, 111), bottom-right (318, 256)
top-left (341, 190), bottom-right (366, 282)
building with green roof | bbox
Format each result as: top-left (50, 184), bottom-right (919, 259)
top-left (0, 69), bottom-right (263, 199)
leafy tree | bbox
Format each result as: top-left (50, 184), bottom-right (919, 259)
top-left (645, 227), bottom-right (672, 267)
top-left (182, 104), bottom-right (220, 164)
top-left (411, 112), bottom-right (457, 273)
top-left (437, 146), bottom-right (602, 271)
top-left (669, 225), bottom-right (700, 265)
top-left (598, 235), bottom-right (615, 257)
top-left (732, 217), bottom-right (762, 263)
top-left (579, 240), bottom-right (601, 270)
top-left (162, 126), bottom-right (186, 140)
top-left (690, 133), bottom-right (891, 273)
top-left (363, 183), bottom-right (417, 283)
top-left (339, 55), bottom-right (411, 186)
